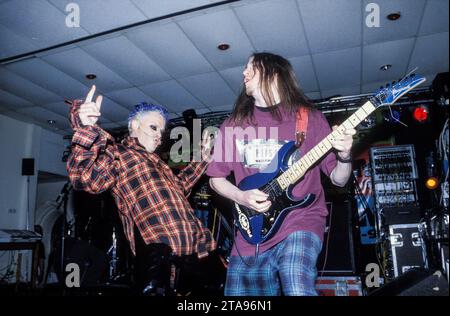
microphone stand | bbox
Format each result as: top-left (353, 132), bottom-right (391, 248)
top-left (56, 181), bottom-right (72, 288)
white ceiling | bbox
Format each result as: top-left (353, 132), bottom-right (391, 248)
top-left (0, 0), bottom-right (448, 135)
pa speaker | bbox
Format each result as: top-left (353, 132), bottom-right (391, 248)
top-left (369, 268), bottom-right (449, 296)
top-left (317, 200), bottom-right (356, 275)
top-left (22, 158), bottom-right (35, 176)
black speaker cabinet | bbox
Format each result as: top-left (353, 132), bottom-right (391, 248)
top-left (52, 238), bottom-right (109, 287)
top-left (22, 158), bottom-right (35, 176)
top-left (317, 200), bottom-right (356, 275)
top-left (369, 268), bottom-right (449, 296)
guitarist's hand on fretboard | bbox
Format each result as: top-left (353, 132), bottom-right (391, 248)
top-left (237, 189), bottom-right (272, 213)
top-left (330, 125), bottom-right (357, 159)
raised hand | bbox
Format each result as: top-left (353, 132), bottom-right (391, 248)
top-left (79, 85), bottom-right (103, 126)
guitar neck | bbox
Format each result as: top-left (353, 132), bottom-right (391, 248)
top-left (276, 100), bottom-right (377, 190)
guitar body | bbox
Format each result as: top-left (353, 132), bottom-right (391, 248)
top-left (234, 141), bottom-right (315, 245)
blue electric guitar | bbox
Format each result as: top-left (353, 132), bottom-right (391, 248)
top-left (233, 74), bottom-right (426, 245)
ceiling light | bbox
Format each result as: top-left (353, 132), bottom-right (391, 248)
top-left (387, 12), bottom-right (401, 21)
top-left (217, 43), bottom-right (230, 51)
top-left (86, 74), bottom-right (97, 80)
top-left (380, 64), bottom-right (392, 71)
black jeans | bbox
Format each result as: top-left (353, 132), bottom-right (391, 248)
top-left (133, 226), bottom-right (225, 295)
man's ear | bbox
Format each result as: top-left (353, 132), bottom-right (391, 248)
top-left (130, 119), bottom-right (139, 135)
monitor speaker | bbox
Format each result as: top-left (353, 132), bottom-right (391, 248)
top-left (369, 268), bottom-right (449, 296)
top-left (317, 200), bottom-right (356, 275)
top-left (52, 238), bottom-right (109, 287)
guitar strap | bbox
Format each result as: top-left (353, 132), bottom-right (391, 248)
top-left (295, 106), bottom-right (309, 147)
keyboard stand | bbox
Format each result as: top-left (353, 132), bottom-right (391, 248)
top-left (0, 240), bottom-right (41, 289)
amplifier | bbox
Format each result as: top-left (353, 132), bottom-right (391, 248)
top-left (380, 206), bottom-right (422, 225)
top-left (370, 145), bottom-right (419, 214)
top-left (370, 145), bottom-right (418, 183)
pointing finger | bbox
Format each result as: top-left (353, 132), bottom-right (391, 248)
top-left (95, 95), bottom-right (102, 111)
top-left (85, 85), bottom-right (96, 103)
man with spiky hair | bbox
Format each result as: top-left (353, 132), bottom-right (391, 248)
top-left (67, 85), bottom-right (216, 293)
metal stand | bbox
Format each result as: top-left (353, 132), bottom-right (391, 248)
top-left (55, 181), bottom-right (72, 285)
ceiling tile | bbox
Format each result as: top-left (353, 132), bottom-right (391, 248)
top-left (99, 97), bottom-right (130, 122)
top-left (0, 24), bottom-right (40, 59)
top-left (409, 32), bottom-right (449, 75)
top-left (418, 0), bottom-right (449, 36)
top-left (298, 0), bottom-right (362, 53)
top-left (0, 88), bottom-right (34, 110)
top-left (362, 38), bottom-right (415, 83)
top-left (5, 58), bottom-right (88, 100)
top-left (106, 87), bottom-right (159, 111)
top-left (42, 47), bottom-right (132, 92)
top-left (41, 101), bottom-right (71, 118)
top-left (126, 23), bottom-right (214, 78)
top-left (179, 72), bottom-right (236, 107)
top-left (313, 47), bottom-right (361, 91)
top-left (0, 67), bottom-right (61, 104)
top-left (140, 80), bottom-right (203, 112)
top-left (15, 106), bottom-right (70, 130)
top-left (178, 9), bottom-right (255, 70)
top-left (131, 0), bottom-right (225, 19)
top-left (219, 66), bottom-right (244, 94)
top-left (363, 0), bottom-right (427, 45)
top-left (48, 0), bottom-right (147, 34)
top-left (289, 55), bottom-right (319, 92)
top-left (82, 35), bottom-right (171, 86)
top-left (0, 0), bottom-right (89, 46)
top-left (235, 0), bottom-right (309, 57)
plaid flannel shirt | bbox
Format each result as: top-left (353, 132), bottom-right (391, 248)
top-left (67, 101), bottom-right (216, 258)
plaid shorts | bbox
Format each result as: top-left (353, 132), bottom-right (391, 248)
top-left (225, 231), bottom-right (322, 296)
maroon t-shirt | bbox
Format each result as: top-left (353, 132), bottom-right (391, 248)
top-left (207, 105), bottom-right (337, 256)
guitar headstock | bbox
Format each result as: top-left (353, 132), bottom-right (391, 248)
top-left (373, 74), bottom-right (426, 107)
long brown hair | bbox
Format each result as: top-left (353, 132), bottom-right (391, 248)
top-left (229, 52), bottom-right (313, 125)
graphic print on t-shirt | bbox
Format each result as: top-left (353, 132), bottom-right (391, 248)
top-left (236, 139), bottom-right (290, 171)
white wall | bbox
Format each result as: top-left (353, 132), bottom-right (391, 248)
top-left (39, 128), bottom-right (68, 177)
top-left (0, 114), bottom-right (39, 230)
top-left (0, 113), bottom-right (69, 283)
